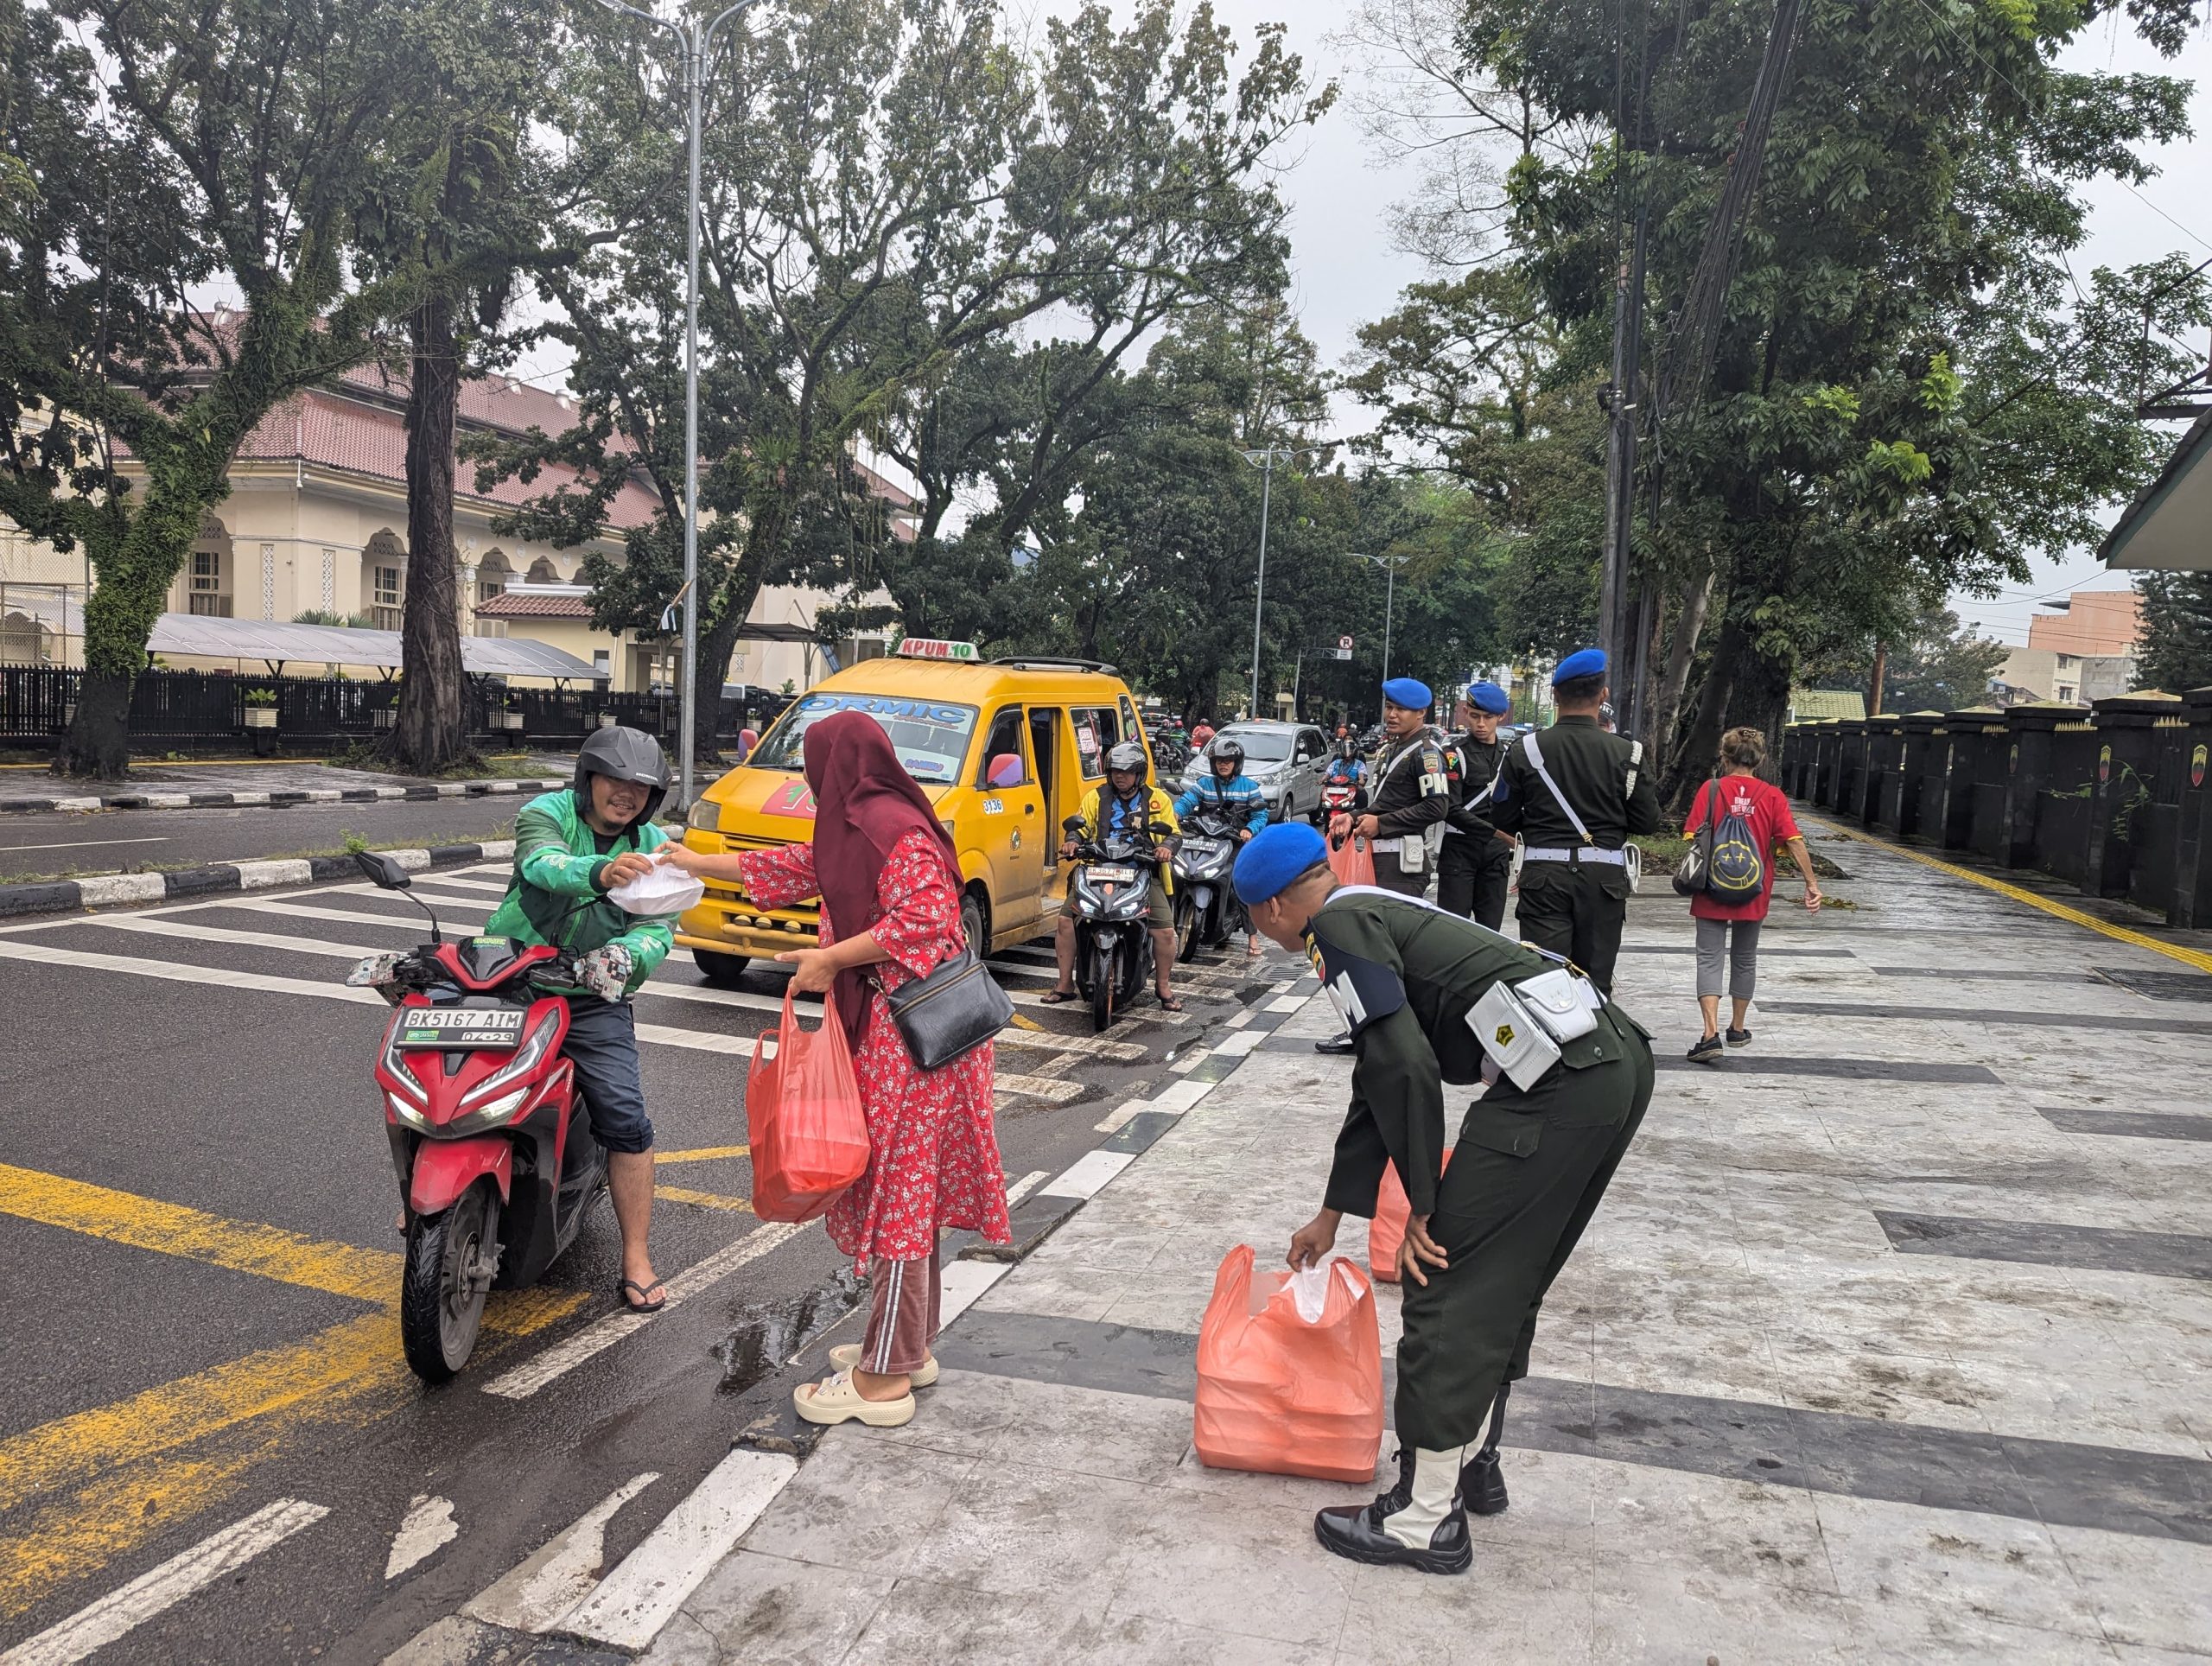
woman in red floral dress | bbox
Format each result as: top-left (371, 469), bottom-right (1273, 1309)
top-left (662, 711), bottom-right (1009, 1427)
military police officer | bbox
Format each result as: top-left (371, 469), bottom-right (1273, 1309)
top-left (1234, 822), bottom-right (1654, 1574)
top-left (1317, 677), bottom-right (1454, 1055)
top-left (1437, 682), bottom-right (1516, 931)
top-left (1489, 649), bottom-right (1660, 993)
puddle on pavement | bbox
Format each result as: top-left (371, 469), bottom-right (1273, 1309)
top-left (714, 1267), bottom-right (869, 1395)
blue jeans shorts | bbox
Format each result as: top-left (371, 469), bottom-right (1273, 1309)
top-left (562, 995), bottom-right (655, 1154)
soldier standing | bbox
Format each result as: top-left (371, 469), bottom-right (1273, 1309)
top-left (1317, 677), bottom-right (1452, 1055)
top-left (1488, 649), bottom-right (1660, 993)
top-left (1436, 682), bottom-right (1516, 931)
top-left (1234, 822), bottom-right (1655, 1574)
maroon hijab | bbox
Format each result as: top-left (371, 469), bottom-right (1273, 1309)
top-left (802, 709), bottom-right (962, 1052)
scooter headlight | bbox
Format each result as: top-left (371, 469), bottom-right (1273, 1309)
top-left (461, 1010), bottom-right (563, 1110)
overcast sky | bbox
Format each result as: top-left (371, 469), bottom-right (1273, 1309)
top-left (1195, 0), bottom-right (2212, 645)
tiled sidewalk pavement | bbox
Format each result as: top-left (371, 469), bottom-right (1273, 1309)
top-left (648, 832), bottom-right (2212, 1665)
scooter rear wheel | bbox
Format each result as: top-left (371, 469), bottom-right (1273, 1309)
top-left (401, 1177), bottom-right (501, 1383)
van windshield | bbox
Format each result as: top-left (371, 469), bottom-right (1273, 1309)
top-left (747, 691), bottom-right (979, 785)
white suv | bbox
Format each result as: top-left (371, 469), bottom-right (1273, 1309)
top-left (1180, 722), bottom-right (1330, 823)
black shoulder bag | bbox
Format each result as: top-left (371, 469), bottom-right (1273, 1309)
top-left (882, 944), bottom-right (1014, 1070)
top-left (1673, 777), bottom-right (1719, 898)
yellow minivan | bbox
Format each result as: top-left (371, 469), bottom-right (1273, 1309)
top-left (673, 640), bottom-right (1158, 984)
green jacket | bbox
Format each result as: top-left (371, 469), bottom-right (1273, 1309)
top-left (482, 790), bottom-right (676, 997)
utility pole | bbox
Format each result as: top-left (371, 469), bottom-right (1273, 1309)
top-left (1599, 207), bottom-right (1649, 684)
top-left (596, 0), bottom-right (761, 811)
top-left (1242, 444), bottom-right (1297, 718)
top-left (1352, 552), bottom-right (1412, 722)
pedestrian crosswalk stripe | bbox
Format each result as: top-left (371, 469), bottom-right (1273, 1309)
top-left (0, 1497), bottom-right (329, 1666)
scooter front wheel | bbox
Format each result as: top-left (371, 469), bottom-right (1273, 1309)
top-left (401, 1177), bottom-right (501, 1383)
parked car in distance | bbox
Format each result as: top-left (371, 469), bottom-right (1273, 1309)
top-left (1180, 721), bottom-right (1329, 823)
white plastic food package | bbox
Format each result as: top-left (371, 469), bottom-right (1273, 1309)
top-left (607, 863), bottom-right (705, 915)
top-left (1248, 1259), bottom-right (1357, 1326)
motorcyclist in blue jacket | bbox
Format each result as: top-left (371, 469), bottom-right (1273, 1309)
top-left (1175, 737), bottom-right (1271, 959)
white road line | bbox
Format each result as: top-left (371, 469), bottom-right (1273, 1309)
top-left (1167, 1046), bottom-right (1210, 1074)
top-left (400, 874), bottom-right (512, 894)
top-left (1003, 1168), bottom-right (1050, 1208)
top-left (456, 1472), bottom-right (660, 1634)
top-left (148, 899), bottom-right (472, 931)
top-left (1010, 989), bottom-right (1188, 1024)
top-left (1037, 1148), bottom-right (1135, 1202)
top-left (0, 938), bottom-right (754, 1056)
top-left (993, 1071), bottom-right (1083, 1103)
top-left (0, 835), bottom-right (168, 854)
top-left (481, 1224), bottom-right (806, 1399)
top-left (385, 1495), bottom-right (459, 1580)
top-left (556, 1449), bottom-right (798, 1650)
top-left (0, 1498), bottom-right (327, 1666)
top-left (1211, 1028), bottom-right (1264, 1058)
top-left (938, 1258), bottom-right (1010, 1326)
top-left (1266, 993), bottom-right (1308, 1013)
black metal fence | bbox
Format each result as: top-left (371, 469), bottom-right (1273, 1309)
top-left (0, 666), bottom-right (789, 752)
top-left (1781, 690), bottom-right (2212, 930)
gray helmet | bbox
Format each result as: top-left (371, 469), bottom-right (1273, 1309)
top-left (1105, 740), bottom-right (1147, 779)
top-left (575, 725), bottom-right (671, 830)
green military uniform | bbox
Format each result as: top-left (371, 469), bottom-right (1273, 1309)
top-left (1363, 728), bottom-right (1453, 897)
top-left (1488, 715), bottom-right (1660, 991)
top-left (1308, 888), bottom-right (1654, 1456)
top-left (1437, 730), bottom-right (1512, 930)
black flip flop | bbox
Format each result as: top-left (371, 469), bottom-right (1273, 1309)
top-left (1155, 993), bottom-right (1186, 1012)
top-left (618, 1277), bottom-right (667, 1314)
top-left (1039, 989), bottom-right (1080, 1005)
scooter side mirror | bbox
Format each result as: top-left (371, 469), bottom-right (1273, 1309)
top-left (1061, 815), bottom-right (1086, 834)
top-left (1148, 821), bottom-right (1177, 838)
top-left (354, 849), bottom-right (414, 891)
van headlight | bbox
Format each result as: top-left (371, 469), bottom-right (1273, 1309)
top-left (687, 800), bottom-right (720, 832)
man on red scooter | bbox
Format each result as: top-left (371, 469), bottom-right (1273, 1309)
top-left (478, 728), bottom-right (681, 1313)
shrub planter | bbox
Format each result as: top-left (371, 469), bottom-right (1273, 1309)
top-left (494, 711), bottom-right (525, 733)
top-left (372, 709), bottom-right (398, 731)
top-left (244, 708), bottom-right (278, 730)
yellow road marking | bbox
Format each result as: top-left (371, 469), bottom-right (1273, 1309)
top-left (656, 1144), bottom-right (750, 1165)
top-left (654, 1183), bottom-right (754, 1213)
top-left (1008, 1011), bottom-right (1045, 1031)
top-left (1807, 816), bottom-right (2212, 976)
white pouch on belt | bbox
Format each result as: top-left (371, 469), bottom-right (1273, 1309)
top-left (1466, 981), bottom-right (1561, 1091)
top-left (1512, 967), bottom-right (1600, 1044)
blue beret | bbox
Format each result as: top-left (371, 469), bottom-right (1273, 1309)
top-left (1553, 648), bottom-right (1607, 685)
top-left (1465, 681), bottom-right (1510, 715)
top-left (1234, 822), bottom-right (1329, 906)
top-left (1382, 677), bottom-right (1432, 710)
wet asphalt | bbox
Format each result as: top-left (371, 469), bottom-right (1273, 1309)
top-left (0, 797), bottom-right (534, 882)
top-left (0, 824), bottom-right (1295, 1662)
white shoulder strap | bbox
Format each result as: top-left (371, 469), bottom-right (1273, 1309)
top-left (1625, 740), bottom-right (1643, 798)
top-left (1520, 733), bottom-right (1592, 845)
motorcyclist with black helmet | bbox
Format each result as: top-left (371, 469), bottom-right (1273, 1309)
top-left (1173, 735), bottom-right (1269, 960)
top-left (481, 726), bottom-right (682, 1313)
top-left (1046, 740), bottom-right (1185, 1010)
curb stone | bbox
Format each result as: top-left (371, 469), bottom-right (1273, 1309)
top-left (0, 839), bottom-right (519, 921)
top-left (0, 775), bottom-right (563, 816)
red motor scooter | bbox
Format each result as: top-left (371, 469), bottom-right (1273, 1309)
top-left (347, 850), bottom-right (607, 1383)
top-left (1317, 776), bottom-right (1363, 829)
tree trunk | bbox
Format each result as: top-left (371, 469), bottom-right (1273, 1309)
top-left (1644, 564), bottom-right (1713, 768)
top-left (1663, 608), bottom-right (1744, 812)
top-left (693, 603), bottom-right (747, 762)
top-left (54, 467), bottom-right (225, 780)
top-left (1868, 640), bottom-right (1887, 718)
top-left (390, 291), bottom-right (471, 774)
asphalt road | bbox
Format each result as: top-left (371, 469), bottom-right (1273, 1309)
top-left (0, 823), bottom-right (1303, 1663)
top-left (0, 797), bottom-right (538, 882)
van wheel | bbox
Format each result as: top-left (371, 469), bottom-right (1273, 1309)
top-left (961, 892), bottom-right (988, 958)
top-left (690, 947), bottom-right (751, 986)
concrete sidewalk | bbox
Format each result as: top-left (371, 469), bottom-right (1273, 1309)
top-left (646, 830), bottom-right (2212, 1664)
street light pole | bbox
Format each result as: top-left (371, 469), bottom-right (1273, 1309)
top-left (1352, 551), bottom-right (1411, 722)
top-left (597, 0), bottom-right (760, 811)
top-left (1240, 445), bottom-right (1292, 720)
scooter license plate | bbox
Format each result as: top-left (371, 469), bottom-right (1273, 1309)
top-left (1181, 838), bottom-right (1224, 858)
top-left (1088, 864), bottom-right (1138, 883)
top-left (397, 1008), bottom-right (527, 1049)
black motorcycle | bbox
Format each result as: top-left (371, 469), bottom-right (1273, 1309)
top-left (1170, 803), bottom-right (1254, 961)
top-left (1060, 815), bottom-right (1173, 1033)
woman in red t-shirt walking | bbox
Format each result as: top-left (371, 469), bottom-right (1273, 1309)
top-left (1681, 727), bottom-right (1823, 1064)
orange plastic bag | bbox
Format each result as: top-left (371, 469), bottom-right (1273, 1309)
top-left (1329, 832), bottom-right (1376, 887)
top-left (747, 988), bottom-right (870, 1223)
top-left (1193, 1245), bottom-right (1384, 1483)
top-left (1370, 1149), bottom-right (1452, 1284)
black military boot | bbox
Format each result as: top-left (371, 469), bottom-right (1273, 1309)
top-left (1313, 1447), bottom-right (1472, 1574)
top-left (1462, 1383), bottom-right (1510, 1517)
